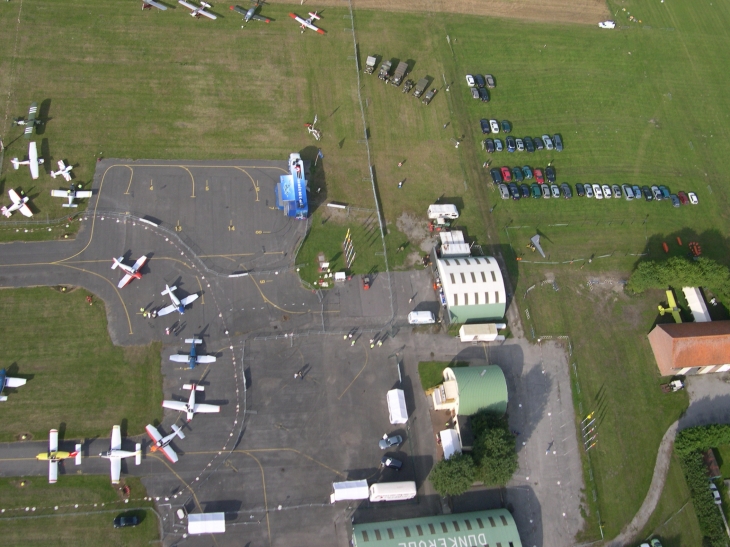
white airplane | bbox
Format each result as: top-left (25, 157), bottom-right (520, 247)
top-left (158, 284), bottom-right (199, 316)
top-left (170, 338), bottom-right (217, 369)
top-left (142, 0), bottom-right (168, 9)
top-left (179, 0), bottom-right (217, 19)
top-left (145, 424), bottom-right (185, 463)
top-left (112, 255), bottom-right (149, 289)
top-left (162, 384), bottom-right (220, 422)
top-left (598, 20), bottom-right (616, 29)
top-left (1, 189), bottom-right (33, 218)
top-left (50, 160), bottom-right (74, 182)
top-left (0, 368), bottom-right (27, 401)
top-left (289, 11), bottom-right (325, 34)
top-left (11, 141), bottom-right (44, 180)
top-left (99, 425), bottom-right (142, 485)
top-left (35, 429), bottom-right (81, 484)
top-left (51, 183), bottom-right (93, 208)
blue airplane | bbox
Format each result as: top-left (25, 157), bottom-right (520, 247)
top-left (0, 368), bottom-right (27, 401)
top-left (169, 338), bottom-right (217, 369)
top-left (159, 284), bottom-right (199, 316)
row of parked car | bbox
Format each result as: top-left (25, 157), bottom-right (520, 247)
top-left (499, 180), bottom-right (699, 205)
top-left (490, 165), bottom-right (556, 184)
top-left (483, 130), bottom-right (563, 153)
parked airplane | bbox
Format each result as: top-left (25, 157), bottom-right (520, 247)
top-left (158, 284), bottom-right (199, 316)
top-left (1, 189), bottom-right (33, 218)
top-left (99, 425), bottom-right (142, 484)
top-left (35, 429), bottom-right (81, 484)
top-left (112, 255), bottom-right (149, 289)
top-left (162, 384), bottom-right (220, 422)
top-left (49, 160), bottom-right (73, 182)
top-left (170, 338), bottom-right (217, 369)
top-left (142, 0), bottom-right (168, 9)
top-left (51, 183), bottom-right (93, 208)
top-left (230, 1), bottom-right (269, 23)
top-left (145, 424), bottom-right (185, 463)
top-left (11, 141), bottom-right (44, 180)
top-left (289, 11), bottom-right (325, 34)
top-left (179, 0), bottom-right (217, 19)
top-left (12, 102), bottom-right (42, 139)
top-left (0, 368), bottom-right (27, 401)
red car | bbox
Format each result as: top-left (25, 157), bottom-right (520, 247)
top-left (677, 191), bottom-right (689, 205)
top-left (534, 168), bottom-right (544, 184)
top-left (501, 166), bottom-right (512, 182)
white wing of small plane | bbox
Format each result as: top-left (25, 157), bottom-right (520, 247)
top-left (111, 457), bottom-right (122, 484)
top-left (162, 400), bottom-right (188, 412)
top-left (8, 189), bottom-right (33, 217)
top-left (4, 377), bottom-right (27, 388)
top-left (157, 305), bottom-right (177, 317)
top-left (28, 142), bottom-right (41, 180)
top-left (169, 355), bottom-right (191, 363)
top-left (144, 0), bottom-right (168, 9)
top-left (193, 403), bottom-right (220, 413)
top-left (180, 294), bottom-right (199, 306)
top-left (111, 425), bottom-right (122, 451)
top-left (48, 429), bottom-right (59, 483)
top-left (196, 355), bottom-right (217, 364)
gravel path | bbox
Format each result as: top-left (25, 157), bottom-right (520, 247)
top-left (604, 421), bottom-right (679, 547)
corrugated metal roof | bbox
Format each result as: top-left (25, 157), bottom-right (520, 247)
top-left (647, 321), bottom-right (730, 376)
top-left (436, 257), bottom-right (506, 321)
top-left (352, 509), bottom-right (522, 547)
top-left (448, 365), bottom-right (508, 416)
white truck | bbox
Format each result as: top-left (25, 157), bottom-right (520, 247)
top-left (427, 203), bottom-right (459, 220)
top-left (369, 481), bottom-right (417, 502)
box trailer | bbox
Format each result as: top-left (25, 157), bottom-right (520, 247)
top-left (427, 204), bottom-right (459, 220)
top-left (369, 481), bottom-right (417, 502)
top-left (331, 480), bottom-right (369, 503)
top-left (458, 323), bottom-right (507, 342)
top-left (387, 389), bottom-right (408, 424)
top-left (188, 513), bottom-right (226, 535)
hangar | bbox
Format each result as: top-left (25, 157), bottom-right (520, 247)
top-left (431, 365), bottom-right (508, 417)
top-left (351, 509), bottom-right (522, 547)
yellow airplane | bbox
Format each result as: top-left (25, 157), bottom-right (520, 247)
top-left (658, 289), bottom-right (682, 323)
top-left (36, 429), bottom-right (81, 483)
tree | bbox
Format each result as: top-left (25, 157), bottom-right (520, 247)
top-left (472, 426), bottom-right (518, 486)
top-left (428, 453), bottom-right (476, 497)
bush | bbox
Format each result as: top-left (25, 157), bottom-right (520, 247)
top-left (428, 453), bottom-right (476, 496)
top-left (626, 257), bottom-right (730, 304)
top-left (677, 451), bottom-right (726, 547)
top-left (676, 424), bottom-right (730, 456)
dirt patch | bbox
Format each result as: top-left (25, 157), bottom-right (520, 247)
top-left (396, 211), bottom-right (436, 252)
top-left (267, 0), bottom-right (609, 25)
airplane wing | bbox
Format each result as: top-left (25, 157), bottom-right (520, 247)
top-left (169, 355), bottom-right (190, 363)
top-left (666, 290), bottom-right (677, 309)
top-left (49, 460), bottom-right (58, 483)
top-left (198, 9), bottom-right (217, 19)
top-left (160, 445), bottom-right (179, 463)
top-left (251, 14), bottom-right (270, 22)
top-left (146, 0), bottom-right (168, 9)
top-left (117, 274), bottom-right (133, 289)
top-left (49, 429), bottom-right (59, 453)
top-left (111, 425), bottom-right (122, 451)
top-left (145, 424), bottom-right (163, 444)
top-left (51, 189), bottom-right (69, 198)
top-left (75, 190), bottom-right (93, 199)
top-left (5, 377), bottom-right (27, 388)
top-left (18, 203), bottom-right (33, 217)
top-left (196, 355), bottom-right (217, 364)
top-left (162, 400), bottom-right (188, 412)
top-left (57, 160), bottom-right (66, 171)
top-left (29, 142), bottom-right (40, 180)
top-left (8, 189), bottom-right (22, 205)
top-left (178, 0), bottom-right (198, 9)
top-left (192, 403), bottom-right (220, 414)
top-left (180, 294), bottom-right (199, 306)
top-left (132, 255), bottom-right (148, 272)
top-left (158, 304), bottom-right (177, 316)
top-left (111, 457), bottom-right (122, 484)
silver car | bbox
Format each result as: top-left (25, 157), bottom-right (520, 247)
top-left (550, 184), bottom-right (560, 198)
top-left (499, 184), bottom-right (510, 199)
top-left (622, 184), bottom-right (634, 200)
top-left (585, 184), bottom-right (594, 198)
top-left (541, 184), bottom-right (550, 198)
top-left (542, 134), bottom-right (554, 150)
top-left (602, 184), bottom-right (612, 198)
top-left (651, 185), bottom-right (663, 200)
top-left (611, 184), bottom-right (621, 198)
top-left (379, 434), bottom-right (403, 450)
top-left (516, 138), bottom-right (524, 152)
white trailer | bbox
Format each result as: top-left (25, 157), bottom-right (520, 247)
top-left (331, 480), bottom-right (369, 503)
top-left (369, 481), bottom-right (417, 502)
top-left (459, 323), bottom-right (507, 342)
top-left (188, 513), bottom-right (225, 535)
top-left (427, 204), bottom-right (459, 220)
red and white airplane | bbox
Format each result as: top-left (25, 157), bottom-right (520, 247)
top-left (99, 425), bottom-right (142, 485)
top-left (51, 183), bottom-right (93, 208)
top-left (1, 189), bottom-right (33, 218)
top-left (50, 160), bottom-right (74, 182)
top-left (11, 141), bottom-right (44, 180)
top-left (179, 0), bottom-right (217, 19)
top-left (145, 423), bottom-right (185, 463)
top-left (35, 429), bottom-right (81, 484)
top-left (112, 255), bottom-right (148, 289)
top-left (162, 384), bottom-right (220, 422)
top-left (289, 11), bottom-right (325, 34)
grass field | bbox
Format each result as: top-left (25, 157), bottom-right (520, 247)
top-left (0, 476), bottom-right (159, 547)
top-left (0, 287), bottom-right (162, 442)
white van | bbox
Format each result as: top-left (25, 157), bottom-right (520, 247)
top-left (369, 481), bottom-right (417, 502)
top-left (427, 204), bottom-right (459, 220)
top-left (408, 311), bottom-right (435, 325)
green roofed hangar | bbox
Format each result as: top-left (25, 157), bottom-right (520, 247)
top-left (352, 509), bottom-right (522, 547)
top-left (432, 365), bottom-right (508, 417)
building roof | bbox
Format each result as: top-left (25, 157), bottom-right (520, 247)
top-left (445, 365), bottom-right (508, 416)
top-left (647, 321), bottom-right (730, 376)
top-left (352, 509), bottom-right (522, 547)
top-left (683, 287), bottom-right (711, 322)
top-left (436, 256), bottom-right (506, 322)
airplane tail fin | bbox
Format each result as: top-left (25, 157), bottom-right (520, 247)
top-left (75, 444), bottom-right (82, 465)
top-left (135, 443), bottom-right (142, 465)
top-left (185, 338), bottom-right (203, 344)
top-left (171, 424), bottom-right (186, 440)
top-left (182, 384), bottom-right (205, 391)
top-left (111, 257), bottom-right (123, 270)
top-left (161, 285), bottom-right (177, 296)
top-left (11, 159), bottom-right (20, 170)
top-left (62, 203), bottom-right (77, 208)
